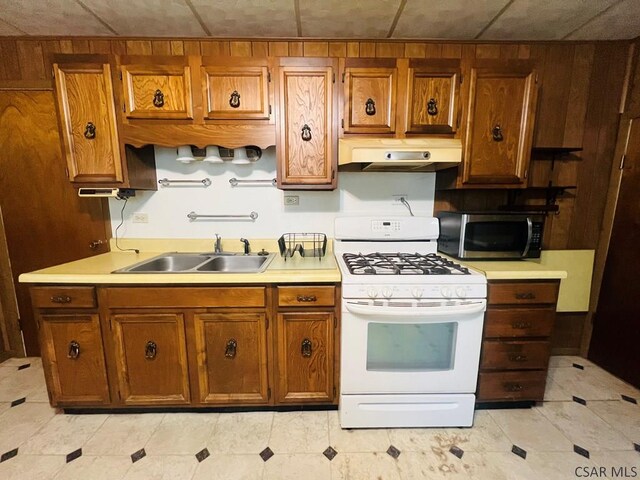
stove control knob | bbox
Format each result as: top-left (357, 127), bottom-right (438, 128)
top-left (412, 288), bottom-right (424, 299)
top-left (382, 288), bottom-right (393, 298)
top-left (440, 287), bottom-right (452, 298)
top-left (456, 287), bottom-right (467, 298)
top-left (367, 288), bottom-right (378, 299)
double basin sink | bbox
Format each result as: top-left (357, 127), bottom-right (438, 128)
top-left (114, 252), bottom-right (275, 274)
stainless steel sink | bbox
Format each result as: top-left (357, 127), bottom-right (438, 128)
top-left (114, 252), bottom-right (275, 274)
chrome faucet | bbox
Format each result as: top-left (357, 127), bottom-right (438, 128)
top-left (240, 238), bottom-right (250, 255)
top-left (214, 234), bottom-right (222, 253)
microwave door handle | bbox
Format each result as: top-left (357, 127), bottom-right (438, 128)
top-left (345, 300), bottom-right (486, 318)
top-left (521, 217), bottom-right (533, 258)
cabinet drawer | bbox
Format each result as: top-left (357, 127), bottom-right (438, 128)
top-left (488, 282), bottom-right (559, 305)
top-left (31, 286), bottom-right (96, 309)
top-left (477, 371), bottom-right (547, 401)
top-left (278, 286), bottom-right (335, 307)
top-left (481, 340), bottom-right (550, 370)
top-left (484, 308), bottom-right (555, 338)
top-left (106, 287), bottom-right (265, 308)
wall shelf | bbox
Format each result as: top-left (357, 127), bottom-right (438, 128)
top-left (500, 183), bottom-right (577, 214)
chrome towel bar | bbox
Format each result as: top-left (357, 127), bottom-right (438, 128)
top-left (158, 178), bottom-right (211, 187)
top-left (187, 211), bottom-right (259, 221)
top-left (229, 178), bottom-right (276, 187)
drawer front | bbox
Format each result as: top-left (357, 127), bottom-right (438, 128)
top-left (106, 287), bottom-right (265, 308)
top-left (278, 286), bottom-right (335, 307)
top-left (488, 282), bottom-right (559, 306)
top-left (484, 308), bottom-right (555, 338)
top-left (481, 340), bottom-right (550, 370)
top-left (31, 286), bottom-right (96, 309)
top-left (477, 371), bottom-right (547, 402)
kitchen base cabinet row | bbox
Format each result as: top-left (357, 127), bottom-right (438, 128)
top-left (476, 280), bottom-right (560, 403)
top-left (30, 285), bottom-right (339, 409)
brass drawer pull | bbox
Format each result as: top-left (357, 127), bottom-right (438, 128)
top-left (225, 339), bottom-right (237, 359)
top-left (153, 89), bottom-right (164, 108)
top-left (301, 338), bottom-right (312, 357)
top-left (515, 292), bottom-right (536, 300)
top-left (492, 124), bottom-right (504, 142)
top-left (504, 383), bottom-right (523, 392)
top-left (301, 124), bottom-right (312, 141)
top-left (229, 90), bottom-right (240, 108)
top-left (51, 295), bottom-right (72, 304)
top-left (427, 98), bottom-right (438, 116)
top-left (512, 321), bottom-right (532, 329)
top-left (365, 98), bottom-right (376, 116)
top-left (296, 295), bottom-right (317, 303)
top-left (83, 122), bottom-right (96, 139)
top-left (145, 341), bottom-right (157, 360)
top-left (508, 354), bottom-right (528, 362)
top-left (67, 340), bottom-right (80, 359)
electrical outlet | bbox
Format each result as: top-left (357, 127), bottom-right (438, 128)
top-left (132, 212), bottom-right (149, 223)
top-left (392, 194), bottom-right (408, 205)
top-left (284, 195), bottom-right (299, 206)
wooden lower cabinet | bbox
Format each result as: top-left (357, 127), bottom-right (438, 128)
top-left (476, 280), bottom-right (560, 403)
top-left (191, 312), bottom-right (269, 404)
top-left (110, 312), bottom-right (190, 405)
top-left (276, 312), bottom-right (335, 403)
top-left (38, 313), bottom-right (110, 405)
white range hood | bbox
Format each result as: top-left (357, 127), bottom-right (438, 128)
top-left (338, 137), bottom-right (462, 172)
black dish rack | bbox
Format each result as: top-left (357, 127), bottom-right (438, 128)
top-left (277, 233), bottom-right (327, 260)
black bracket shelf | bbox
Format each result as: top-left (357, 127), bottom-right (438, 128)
top-left (500, 183), bottom-right (577, 214)
top-left (531, 146), bottom-right (583, 170)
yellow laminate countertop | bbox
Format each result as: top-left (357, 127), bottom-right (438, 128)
top-left (19, 251), bottom-right (340, 285)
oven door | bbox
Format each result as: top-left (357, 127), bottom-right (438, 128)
top-left (341, 299), bottom-right (485, 395)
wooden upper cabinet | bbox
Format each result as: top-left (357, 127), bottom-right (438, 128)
top-left (277, 58), bottom-right (337, 190)
top-left (121, 59), bottom-right (193, 120)
top-left (53, 62), bottom-right (123, 183)
top-left (463, 62), bottom-right (538, 185)
top-left (343, 59), bottom-right (397, 134)
top-left (201, 58), bottom-right (271, 121)
top-left (406, 59), bottom-right (461, 134)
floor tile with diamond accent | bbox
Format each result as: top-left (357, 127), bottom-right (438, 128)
top-left (123, 455), bottom-right (197, 480)
top-left (328, 411), bottom-right (390, 453)
top-left (269, 411), bottom-right (329, 454)
top-left (82, 414), bottom-right (164, 456)
top-left (264, 453), bottom-right (331, 480)
top-left (0, 454), bottom-right (65, 480)
top-left (192, 454), bottom-right (265, 480)
top-left (208, 412), bottom-right (272, 455)
top-left (21, 413), bottom-right (108, 455)
top-left (145, 413), bottom-right (218, 455)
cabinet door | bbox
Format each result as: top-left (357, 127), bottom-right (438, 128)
top-left (121, 64), bottom-right (193, 119)
top-left (111, 313), bottom-right (190, 405)
top-left (276, 312), bottom-right (334, 403)
top-left (202, 63), bottom-right (270, 121)
top-left (39, 313), bottom-right (110, 406)
top-left (53, 63), bottom-right (123, 183)
top-left (463, 65), bottom-right (538, 185)
top-left (192, 312), bottom-right (269, 404)
top-left (344, 67), bottom-right (396, 134)
top-left (277, 61), bottom-right (336, 189)
top-left (406, 61), bottom-right (460, 134)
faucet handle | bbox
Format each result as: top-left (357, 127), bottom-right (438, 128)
top-left (240, 238), bottom-right (250, 255)
top-left (214, 233), bottom-right (222, 253)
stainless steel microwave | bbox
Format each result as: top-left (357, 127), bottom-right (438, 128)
top-left (437, 212), bottom-right (544, 259)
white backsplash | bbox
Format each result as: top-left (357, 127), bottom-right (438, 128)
top-left (108, 146), bottom-right (436, 239)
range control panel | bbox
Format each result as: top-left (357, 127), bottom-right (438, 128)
top-left (371, 220), bottom-right (402, 233)
top-left (342, 284), bottom-right (487, 300)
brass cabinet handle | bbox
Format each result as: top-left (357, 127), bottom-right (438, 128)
top-left (504, 383), bottom-right (523, 392)
top-left (301, 124), bottom-right (312, 141)
top-left (296, 295), bottom-right (317, 303)
top-left (365, 98), bottom-right (376, 116)
top-left (89, 239), bottom-right (105, 250)
top-left (145, 341), bottom-right (157, 360)
top-left (67, 340), bottom-right (80, 359)
top-left (51, 295), bottom-right (72, 304)
top-left (515, 292), bottom-right (536, 300)
top-left (492, 124), bottom-right (504, 142)
top-left (427, 98), bottom-right (438, 116)
top-left (508, 354), bottom-right (528, 362)
top-left (153, 89), bottom-right (164, 108)
top-left (512, 321), bottom-right (532, 329)
top-left (225, 339), bottom-right (237, 358)
top-left (301, 338), bottom-right (312, 357)
top-left (229, 90), bottom-right (240, 108)
top-left (83, 122), bottom-right (96, 139)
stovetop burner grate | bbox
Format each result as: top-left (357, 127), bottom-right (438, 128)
top-left (342, 252), bottom-right (470, 275)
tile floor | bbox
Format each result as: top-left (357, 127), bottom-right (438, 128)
top-left (0, 355), bottom-right (638, 479)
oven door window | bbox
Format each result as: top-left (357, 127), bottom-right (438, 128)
top-left (464, 221), bottom-right (528, 252)
top-left (366, 322), bottom-right (457, 371)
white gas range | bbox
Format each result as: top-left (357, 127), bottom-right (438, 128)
top-left (334, 215), bottom-right (487, 428)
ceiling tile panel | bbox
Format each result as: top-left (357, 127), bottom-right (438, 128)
top-left (0, 0), bottom-right (112, 36)
top-left (298, 0), bottom-right (400, 38)
top-left (190, 0), bottom-right (297, 37)
top-left (567, 0), bottom-right (640, 40)
top-left (0, 18), bottom-right (24, 35)
top-left (480, 0), bottom-right (619, 40)
top-left (81, 0), bottom-right (206, 37)
top-left (393, 0), bottom-right (510, 39)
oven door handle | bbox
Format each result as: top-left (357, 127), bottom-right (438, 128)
top-left (345, 300), bottom-right (486, 318)
top-left (521, 217), bottom-right (533, 258)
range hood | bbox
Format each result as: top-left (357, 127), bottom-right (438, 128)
top-left (338, 138), bottom-right (462, 172)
